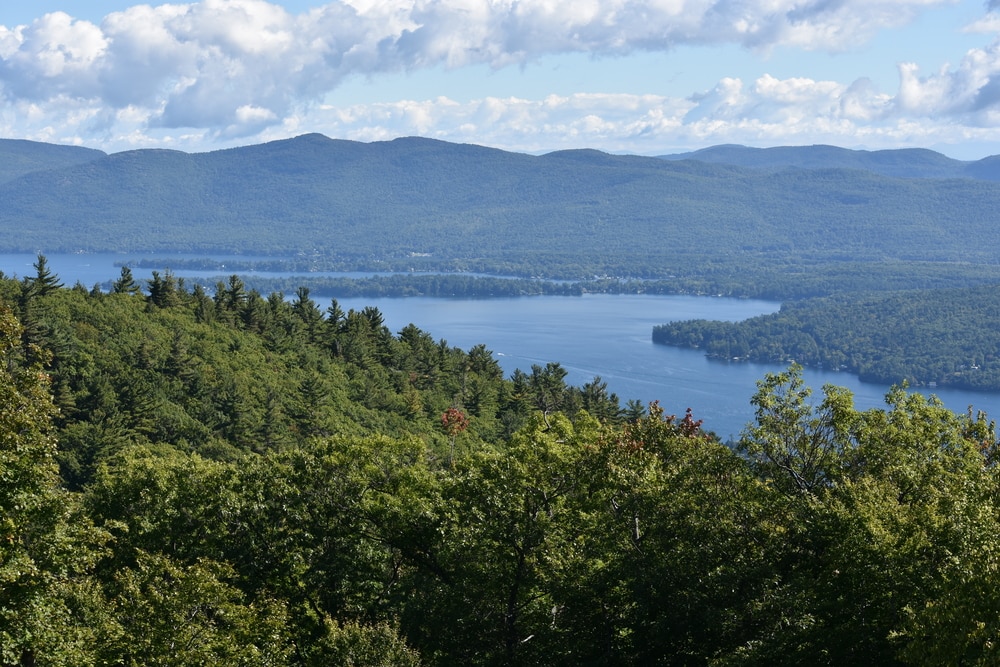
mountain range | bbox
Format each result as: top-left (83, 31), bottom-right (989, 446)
top-left (2, 134), bottom-right (1000, 287)
top-left (660, 144), bottom-right (1000, 180)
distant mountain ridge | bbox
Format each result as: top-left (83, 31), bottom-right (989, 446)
top-left (3, 134), bottom-right (1000, 288)
top-left (0, 139), bottom-right (106, 185)
top-left (6, 135), bottom-right (994, 185)
top-left (660, 144), bottom-right (1000, 180)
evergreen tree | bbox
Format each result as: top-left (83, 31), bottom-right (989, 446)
top-left (111, 266), bottom-right (141, 295)
top-left (146, 270), bottom-right (180, 308)
top-left (291, 286), bottom-right (324, 344)
top-left (191, 283), bottom-right (215, 323)
top-left (26, 254), bottom-right (63, 298)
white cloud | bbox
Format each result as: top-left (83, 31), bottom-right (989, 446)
top-left (965, 10), bottom-right (1000, 33)
top-left (684, 78), bottom-right (748, 123)
top-left (0, 12), bottom-right (108, 99)
top-left (300, 79), bottom-right (940, 154)
top-left (894, 38), bottom-right (1000, 122)
top-left (0, 0), bottom-right (961, 137)
top-left (0, 0), bottom-right (999, 155)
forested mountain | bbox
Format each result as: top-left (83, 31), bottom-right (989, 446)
top-left (660, 143), bottom-right (1000, 180)
top-left (6, 263), bottom-right (1000, 665)
top-left (4, 134), bottom-right (1000, 291)
top-left (0, 138), bottom-right (105, 184)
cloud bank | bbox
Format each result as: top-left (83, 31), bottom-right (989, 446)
top-left (1, 0), bottom-right (999, 154)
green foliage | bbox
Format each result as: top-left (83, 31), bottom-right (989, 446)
top-left (111, 266), bottom-right (141, 295)
top-left (0, 305), bottom-right (110, 666)
top-left (304, 617), bottom-right (421, 667)
top-left (25, 254), bottom-right (64, 298)
top-left (725, 366), bottom-right (1000, 664)
top-left (101, 551), bottom-right (292, 666)
top-left (655, 283), bottom-right (1000, 390)
top-left (0, 272), bottom-right (538, 484)
top-left (741, 365), bottom-right (856, 495)
top-left (6, 269), bottom-right (1000, 665)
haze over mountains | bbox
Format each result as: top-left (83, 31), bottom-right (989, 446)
top-left (660, 144), bottom-right (1000, 181)
top-left (2, 134), bottom-right (1000, 286)
top-left (0, 139), bottom-right (107, 185)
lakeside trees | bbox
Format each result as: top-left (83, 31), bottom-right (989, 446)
top-left (653, 284), bottom-right (1000, 392)
top-left (114, 256), bottom-right (1000, 300)
top-left (4, 267), bottom-right (1000, 665)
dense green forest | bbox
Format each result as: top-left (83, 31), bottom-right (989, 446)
top-left (652, 284), bottom-right (1000, 392)
top-left (119, 267), bottom-right (589, 299)
top-left (118, 257), bottom-right (1000, 300)
top-left (5, 258), bottom-right (1000, 665)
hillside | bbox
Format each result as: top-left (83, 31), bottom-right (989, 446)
top-left (0, 138), bottom-right (105, 184)
top-left (3, 135), bottom-right (1000, 290)
top-left (5, 270), bottom-right (1000, 665)
top-left (660, 143), bottom-right (1000, 180)
top-left (653, 283), bottom-right (1000, 391)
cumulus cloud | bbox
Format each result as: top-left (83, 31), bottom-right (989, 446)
top-left (301, 75), bottom-right (974, 155)
top-left (1, 66), bottom-right (996, 156)
top-left (0, 12), bottom-right (108, 100)
top-left (893, 38), bottom-right (1000, 124)
top-left (0, 0), bottom-right (959, 137)
top-left (0, 0), bottom-right (999, 155)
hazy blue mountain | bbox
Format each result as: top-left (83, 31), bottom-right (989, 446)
top-left (0, 139), bottom-right (105, 184)
top-left (3, 134), bottom-right (1000, 285)
top-left (658, 144), bottom-right (987, 180)
top-left (964, 154), bottom-right (1000, 181)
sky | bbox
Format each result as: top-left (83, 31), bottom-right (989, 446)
top-left (3, 0), bottom-right (1000, 158)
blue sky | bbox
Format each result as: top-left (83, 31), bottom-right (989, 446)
top-left (2, 0), bottom-right (1000, 158)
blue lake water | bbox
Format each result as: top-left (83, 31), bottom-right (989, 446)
top-left (4, 253), bottom-right (999, 440)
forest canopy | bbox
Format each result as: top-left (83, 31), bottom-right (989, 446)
top-left (653, 283), bottom-right (1000, 392)
top-left (3, 260), bottom-right (1000, 665)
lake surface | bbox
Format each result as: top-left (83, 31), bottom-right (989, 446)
top-left (4, 253), bottom-right (1000, 440)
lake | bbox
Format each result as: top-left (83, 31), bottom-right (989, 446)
top-left (5, 252), bottom-right (1000, 440)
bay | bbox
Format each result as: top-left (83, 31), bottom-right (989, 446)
top-left (3, 253), bottom-right (999, 440)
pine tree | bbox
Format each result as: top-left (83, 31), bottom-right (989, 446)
top-left (111, 266), bottom-right (141, 295)
top-left (26, 254), bottom-right (63, 298)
